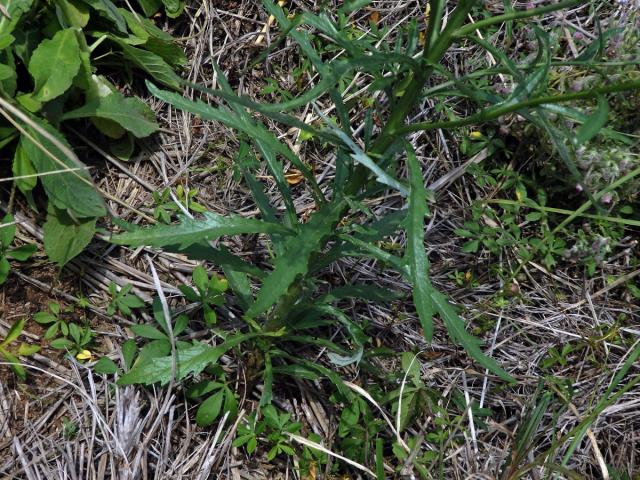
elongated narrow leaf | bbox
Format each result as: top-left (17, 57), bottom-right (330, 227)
top-left (176, 243), bottom-right (266, 278)
top-left (118, 333), bottom-right (255, 386)
top-left (435, 290), bottom-right (512, 382)
top-left (331, 127), bottom-right (408, 195)
top-left (12, 142), bottom-right (37, 194)
top-left (575, 96), bottom-right (609, 146)
top-left (3, 318), bottom-right (25, 346)
top-left (148, 81), bottom-right (316, 220)
top-left (112, 212), bottom-right (290, 249)
top-left (405, 146), bottom-right (434, 341)
top-left (318, 284), bottom-right (404, 304)
top-left (114, 39), bottom-right (181, 89)
top-left (247, 202), bottom-right (343, 318)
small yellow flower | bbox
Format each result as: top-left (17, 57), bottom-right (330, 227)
top-left (469, 131), bottom-right (483, 139)
top-left (76, 350), bottom-right (93, 361)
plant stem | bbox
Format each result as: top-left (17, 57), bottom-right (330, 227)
top-left (453, 0), bottom-right (585, 39)
top-left (345, 0), bottom-right (479, 196)
top-left (397, 78), bottom-right (640, 134)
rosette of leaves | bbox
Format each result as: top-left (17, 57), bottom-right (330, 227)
top-left (111, 0), bottom-right (640, 445)
top-left (0, 0), bottom-right (186, 266)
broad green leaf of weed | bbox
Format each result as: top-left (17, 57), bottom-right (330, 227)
top-left (58, 0), bottom-right (90, 28)
top-left (62, 92), bottom-right (158, 138)
top-left (6, 244), bottom-right (36, 261)
top-left (12, 140), bottom-right (37, 194)
top-left (575, 95), bottom-right (609, 146)
top-left (196, 390), bottom-right (224, 426)
top-left (19, 120), bottom-right (106, 218)
top-left (118, 333), bottom-right (256, 386)
top-left (113, 39), bottom-right (181, 89)
top-left (43, 204), bottom-right (96, 266)
top-left (94, 356), bottom-right (119, 374)
top-left (1, 214), bottom-right (16, 247)
top-left (28, 29), bottom-right (81, 103)
top-left (405, 145), bottom-right (434, 341)
top-left (135, 0), bottom-right (162, 16)
top-left (161, 0), bottom-right (185, 18)
top-left (130, 324), bottom-right (167, 341)
top-left (118, 8), bottom-right (186, 66)
top-left (246, 201), bottom-right (344, 318)
top-left (112, 212), bottom-right (290, 249)
top-left (0, 64), bottom-right (14, 80)
top-left (0, 0), bottom-right (33, 36)
top-left (80, 0), bottom-right (127, 32)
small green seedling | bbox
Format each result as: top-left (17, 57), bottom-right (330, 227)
top-left (179, 266), bottom-right (228, 325)
top-left (0, 319), bottom-right (40, 379)
top-left (51, 323), bottom-right (95, 357)
top-left (186, 367), bottom-right (238, 427)
top-left (152, 186), bottom-right (207, 223)
top-left (233, 405), bottom-right (302, 461)
top-left (34, 302), bottom-right (74, 340)
top-left (107, 282), bottom-right (145, 317)
top-left (0, 214), bottom-right (37, 284)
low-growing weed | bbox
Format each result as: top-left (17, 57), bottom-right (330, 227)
top-left (34, 301), bottom-right (75, 340)
top-left (0, 214), bottom-right (36, 284)
top-left (233, 405), bottom-right (302, 462)
top-left (152, 186), bottom-right (207, 223)
top-left (34, 301), bottom-right (95, 356)
top-left (107, 282), bottom-right (145, 317)
top-left (178, 266), bottom-right (228, 326)
top-left (0, 319), bottom-right (40, 379)
top-left (99, 0), bottom-right (640, 475)
top-left (0, 0), bottom-right (184, 267)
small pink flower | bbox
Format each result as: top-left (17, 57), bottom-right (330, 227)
top-left (527, 2), bottom-right (535, 9)
top-left (574, 31), bottom-right (584, 40)
top-left (601, 193), bottom-right (613, 204)
top-left (575, 184), bottom-right (583, 192)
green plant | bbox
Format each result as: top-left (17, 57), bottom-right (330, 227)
top-left (178, 266), bottom-right (228, 325)
top-left (0, 318), bottom-right (40, 379)
top-left (105, 0), bottom-right (640, 473)
top-left (0, 213), bottom-right (36, 284)
top-left (51, 322), bottom-right (94, 357)
top-left (152, 185), bottom-right (207, 223)
top-left (106, 282), bottom-right (144, 316)
top-left (186, 366), bottom-right (238, 427)
top-left (233, 405), bottom-right (302, 462)
top-left (33, 301), bottom-right (74, 340)
top-left (95, 297), bottom-right (189, 375)
top-left (0, 0), bottom-right (185, 267)
top-left (33, 301), bottom-right (95, 355)
top-left (113, 0), bottom-right (640, 387)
